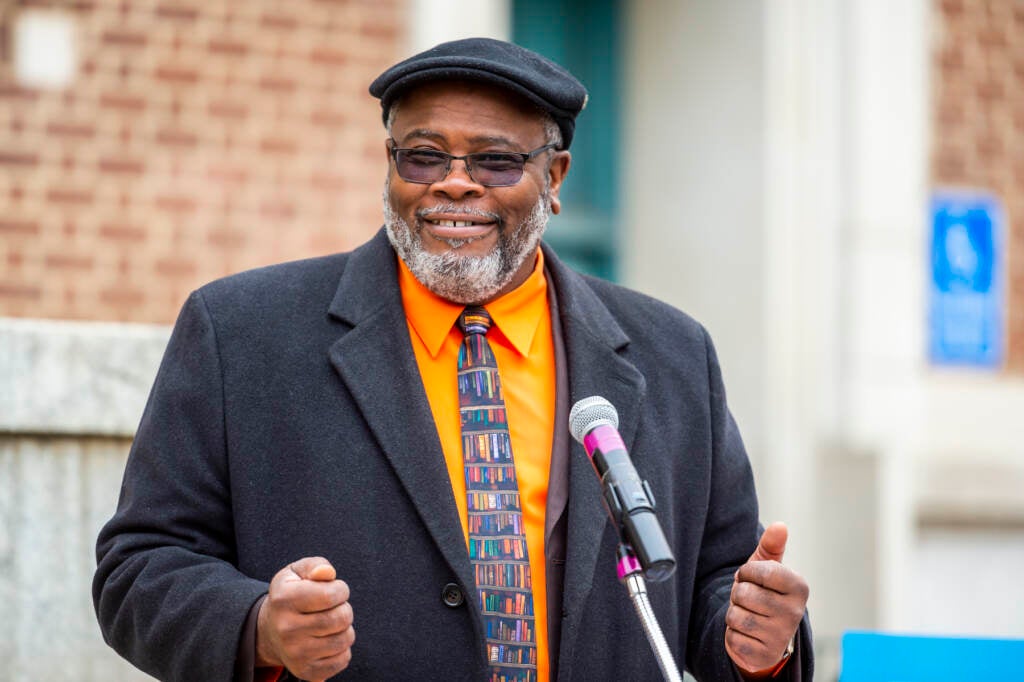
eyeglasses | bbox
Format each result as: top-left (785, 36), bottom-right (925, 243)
top-left (388, 140), bottom-right (558, 187)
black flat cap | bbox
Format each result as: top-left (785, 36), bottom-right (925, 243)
top-left (369, 37), bottom-right (588, 149)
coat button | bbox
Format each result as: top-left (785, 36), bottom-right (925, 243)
top-left (442, 582), bottom-right (465, 608)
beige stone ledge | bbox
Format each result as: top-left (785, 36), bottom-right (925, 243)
top-left (916, 457), bottom-right (1024, 528)
top-left (1, 317), bottom-right (169, 436)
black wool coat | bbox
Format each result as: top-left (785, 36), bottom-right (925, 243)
top-left (94, 230), bottom-right (813, 681)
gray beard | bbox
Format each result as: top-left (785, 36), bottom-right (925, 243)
top-left (383, 182), bottom-right (551, 305)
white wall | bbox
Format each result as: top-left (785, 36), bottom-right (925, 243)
top-left (408, 0), bottom-right (510, 52)
top-left (625, 0), bottom-right (1024, 677)
top-left (622, 0), bottom-right (768, 471)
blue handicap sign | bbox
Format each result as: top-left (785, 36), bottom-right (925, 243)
top-left (929, 191), bottom-right (1003, 367)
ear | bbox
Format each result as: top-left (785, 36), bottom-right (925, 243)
top-left (546, 151), bottom-right (571, 215)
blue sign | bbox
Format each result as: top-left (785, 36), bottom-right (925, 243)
top-left (928, 191), bottom-right (1003, 367)
top-left (840, 631), bottom-right (1024, 682)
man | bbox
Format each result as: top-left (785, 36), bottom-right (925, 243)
top-left (94, 38), bottom-right (812, 681)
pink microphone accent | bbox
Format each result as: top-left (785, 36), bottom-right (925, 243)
top-left (617, 552), bottom-right (643, 580)
top-left (582, 423), bottom-right (625, 460)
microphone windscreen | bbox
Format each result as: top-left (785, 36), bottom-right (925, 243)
top-left (568, 395), bottom-right (619, 443)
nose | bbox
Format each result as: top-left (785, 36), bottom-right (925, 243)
top-left (432, 158), bottom-right (485, 200)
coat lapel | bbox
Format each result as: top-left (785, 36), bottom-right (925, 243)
top-left (543, 245), bottom-right (647, 677)
top-left (325, 231), bottom-right (477, 608)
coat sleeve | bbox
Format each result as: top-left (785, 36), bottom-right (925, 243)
top-left (684, 327), bottom-right (814, 682)
top-left (93, 290), bottom-right (268, 682)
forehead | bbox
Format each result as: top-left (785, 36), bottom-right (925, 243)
top-left (390, 80), bottom-right (548, 145)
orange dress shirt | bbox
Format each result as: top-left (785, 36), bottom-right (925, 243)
top-left (398, 250), bottom-right (556, 681)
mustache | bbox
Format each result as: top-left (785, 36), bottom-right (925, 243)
top-left (415, 204), bottom-right (502, 223)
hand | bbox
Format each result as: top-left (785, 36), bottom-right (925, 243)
top-left (256, 557), bottom-right (355, 682)
top-left (724, 522), bottom-right (808, 677)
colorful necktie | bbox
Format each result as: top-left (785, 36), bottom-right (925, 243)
top-left (458, 306), bottom-right (537, 681)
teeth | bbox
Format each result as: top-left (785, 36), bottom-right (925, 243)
top-left (432, 219), bottom-right (480, 227)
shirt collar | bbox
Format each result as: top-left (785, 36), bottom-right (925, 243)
top-left (397, 248), bottom-right (549, 358)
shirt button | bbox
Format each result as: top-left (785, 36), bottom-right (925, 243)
top-left (442, 582), bottom-right (465, 608)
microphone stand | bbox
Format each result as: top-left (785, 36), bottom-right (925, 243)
top-left (616, 544), bottom-right (683, 682)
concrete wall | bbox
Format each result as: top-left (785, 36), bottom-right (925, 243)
top-left (2, 318), bottom-right (167, 680)
top-left (0, 436), bottom-right (150, 680)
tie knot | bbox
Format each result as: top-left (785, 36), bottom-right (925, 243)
top-left (458, 307), bottom-right (492, 336)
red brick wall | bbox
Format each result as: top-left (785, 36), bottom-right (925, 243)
top-left (0, 0), bottom-right (405, 323)
top-left (932, 0), bottom-right (1024, 371)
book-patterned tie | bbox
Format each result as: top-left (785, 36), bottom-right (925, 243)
top-left (458, 306), bottom-right (537, 681)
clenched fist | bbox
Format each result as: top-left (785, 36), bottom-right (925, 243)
top-left (256, 557), bottom-right (356, 682)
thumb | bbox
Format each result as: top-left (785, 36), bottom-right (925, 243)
top-left (288, 556), bottom-right (337, 582)
top-left (749, 522), bottom-right (788, 563)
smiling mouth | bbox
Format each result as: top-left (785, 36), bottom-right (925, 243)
top-left (421, 215), bottom-right (499, 234)
top-left (416, 204), bottom-right (502, 245)
top-left (420, 217), bottom-right (498, 248)
top-left (428, 219), bottom-right (491, 228)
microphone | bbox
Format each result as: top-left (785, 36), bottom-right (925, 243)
top-left (569, 396), bottom-right (676, 582)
